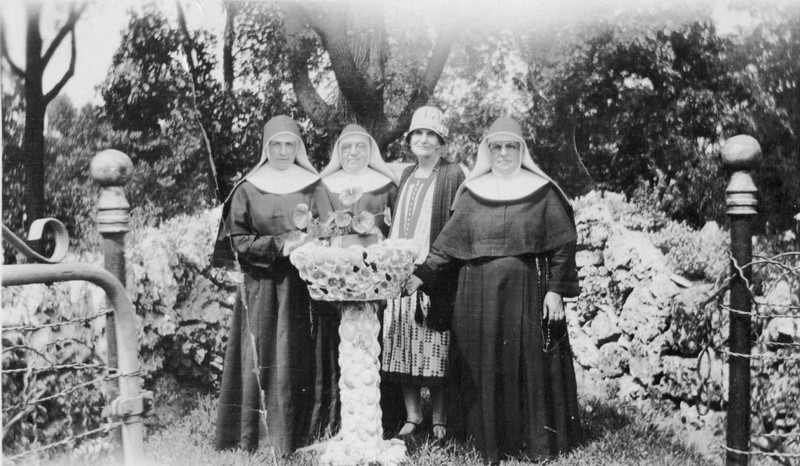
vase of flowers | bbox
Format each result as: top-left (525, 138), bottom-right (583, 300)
top-left (289, 187), bottom-right (415, 302)
top-left (291, 186), bottom-right (391, 249)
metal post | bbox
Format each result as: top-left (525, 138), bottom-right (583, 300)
top-left (91, 149), bottom-right (134, 464)
top-left (2, 263), bottom-right (146, 465)
top-left (722, 135), bottom-right (761, 466)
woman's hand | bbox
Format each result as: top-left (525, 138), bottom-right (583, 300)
top-left (283, 231), bottom-right (307, 256)
top-left (402, 275), bottom-right (423, 296)
top-left (543, 291), bottom-right (565, 322)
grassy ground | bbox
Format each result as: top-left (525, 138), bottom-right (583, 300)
top-left (28, 378), bottom-right (717, 466)
top-left (134, 392), bottom-right (717, 466)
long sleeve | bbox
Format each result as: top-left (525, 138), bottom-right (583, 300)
top-left (546, 240), bottom-right (580, 297)
top-left (227, 187), bottom-right (288, 270)
top-left (414, 246), bottom-right (459, 291)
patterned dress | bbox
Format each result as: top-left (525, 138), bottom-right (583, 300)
top-left (382, 171), bottom-right (451, 385)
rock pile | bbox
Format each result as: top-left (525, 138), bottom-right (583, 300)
top-left (570, 192), bottom-right (728, 420)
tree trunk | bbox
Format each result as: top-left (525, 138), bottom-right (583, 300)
top-left (8, 2), bottom-right (84, 237)
top-left (223, 1), bottom-right (238, 94)
top-left (281, 2), bottom-right (455, 152)
top-left (22, 4), bottom-right (46, 226)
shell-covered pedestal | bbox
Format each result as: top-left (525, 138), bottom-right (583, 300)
top-left (290, 239), bottom-right (416, 465)
top-left (318, 301), bottom-right (406, 466)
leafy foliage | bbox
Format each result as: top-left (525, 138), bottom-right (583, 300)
top-left (126, 208), bottom-right (233, 386)
top-left (523, 21), bottom-right (746, 226)
top-left (649, 220), bottom-right (729, 281)
top-left (2, 281), bottom-right (108, 459)
top-left (2, 207), bottom-right (234, 460)
top-left (2, 75), bottom-right (27, 253)
top-left (730, 10), bottom-right (800, 232)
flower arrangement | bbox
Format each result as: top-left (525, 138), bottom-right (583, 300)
top-left (291, 187), bottom-right (392, 242)
top-left (289, 187), bottom-right (416, 301)
top-left (290, 239), bottom-right (417, 301)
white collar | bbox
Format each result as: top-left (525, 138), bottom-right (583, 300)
top-left (464, 170), bottom-right (549, 201)
top-left (322, 167), bottom-right (393, 193)
top-left (245, 164), bottom-right (319, 194)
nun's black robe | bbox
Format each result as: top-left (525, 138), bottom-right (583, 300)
top-left (415, 184), bottom-right (582, 463)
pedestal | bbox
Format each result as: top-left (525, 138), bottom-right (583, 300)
top-left (319, 301), bottom-right (406, 466)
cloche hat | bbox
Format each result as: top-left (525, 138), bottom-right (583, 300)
top-left (405, 106), bottom-right (449, 143)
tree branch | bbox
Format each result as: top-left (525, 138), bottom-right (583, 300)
top-left (175, 0), bottom-right (197, 77)
top-left (567, 118), bottom-right (593, 188)
top-left (300, 3), bottom-right (383, 118)
top-left (41, 2), bottom-right (86, 67)
top-left (0, 20), bottom-right (26, 78)
top-left (387, 22), bottom-right (457, 143)
top-left (43, 28), bottom-right (76, 103)
top-left (175, 0), bottom-right (224, 203)
top-left (281, 2), bottom-right (335, 126)
top-left (222, 1), bottom-right (239, 94)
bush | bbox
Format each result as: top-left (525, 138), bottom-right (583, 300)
top-left (649, 221), bottom-right (729, 281)
top-left (127, 207), bottom-right (233, 387)
top-left (2, 281), bottom-right (108, 458)
top-left (1, 207), bottom-right (234, 458)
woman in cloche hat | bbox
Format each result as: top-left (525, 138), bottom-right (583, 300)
top-left (382, 106), bottom-right (466, 439)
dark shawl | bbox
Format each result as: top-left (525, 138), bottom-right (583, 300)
top-left (417, 183), bottom-right (580, 298)
top-left (397, 158), bottom-right (466, 331)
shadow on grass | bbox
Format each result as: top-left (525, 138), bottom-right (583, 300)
top-left (145, 375), bottom-right (211, 434)
top-left (568, 396), bottom-right (716, 466)
top-left (580, 398), bottom-right (634, 442)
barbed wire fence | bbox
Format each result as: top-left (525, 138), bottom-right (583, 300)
top-left (2, 151), bottom-right (150, 465)
top-left (2, 304), bottom-right (128, 463)
top-left (699, 252), bottom-right (800, 465)
top-left (694, 136), bottom-right (800, 466)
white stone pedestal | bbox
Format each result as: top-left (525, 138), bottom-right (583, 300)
top-left (319, 301), bottom-right (407, 466)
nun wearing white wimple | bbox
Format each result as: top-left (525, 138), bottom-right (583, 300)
top-left (406, 116), bottom-right (582, 464)
top-left (212, 115), bottom-right (321, 455)
top-left (315, 123), bottom-right (399, 235)
top-left (308, 123), bottom-right (400, 439)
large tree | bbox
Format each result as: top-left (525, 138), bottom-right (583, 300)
top-left (103, 1), bottom-right (458, 199)
top-left (280, 1), bottom-right (456, 151)
top-left (1, 1), bottom-right (86, 228)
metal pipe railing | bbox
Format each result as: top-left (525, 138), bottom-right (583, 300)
top-left (2, 262), bottom-right (145, 466)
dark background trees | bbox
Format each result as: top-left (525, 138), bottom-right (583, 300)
top-left (1, 1), bottom-right (86, 234)
top-left (3, 0), bottom-right (799, 242)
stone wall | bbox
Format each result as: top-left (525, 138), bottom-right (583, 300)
top-left (569, 191), bottom-right (728, 430)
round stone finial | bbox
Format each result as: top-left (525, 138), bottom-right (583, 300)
top-left (721, 135), bottom-right (761, 171)
top-left (91, 149), bottom-right (133, 187)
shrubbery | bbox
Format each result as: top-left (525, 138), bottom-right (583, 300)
top-left (3, 190), bottom-right (795, 458)
top-left (2, 280), bottom-right (108, 458)
top-left (649, 221), bottom-right (729, 282)
top-left (1, 207), bottom-right (233, 457)
top-left (126, 207), bottom-right (233, 386)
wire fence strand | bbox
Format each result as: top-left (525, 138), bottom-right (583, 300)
top-left (701, 250), bottom-right (800, 462)
top-left (2, 301), bottom-right (123, 462)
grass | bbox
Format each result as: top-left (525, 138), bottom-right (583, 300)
top-left (26, 385), bottom-right (717, 466)
top-left (137, 393), bottom-right (716, 466)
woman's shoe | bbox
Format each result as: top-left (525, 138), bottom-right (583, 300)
top-left (398, 420), bottom-right (421, 437)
